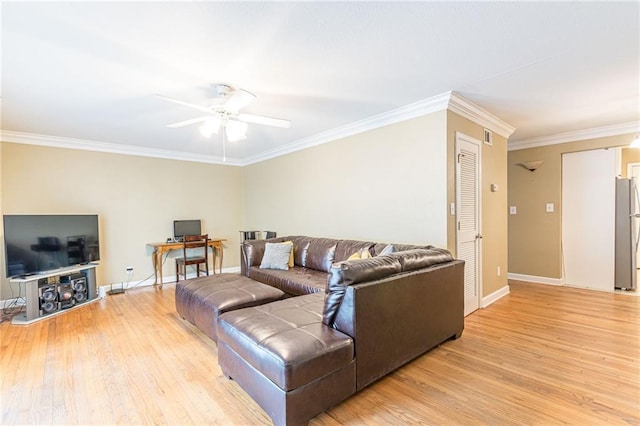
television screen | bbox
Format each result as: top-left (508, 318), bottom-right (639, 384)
top-left (3, 214), bottom-right (100, 278)
top-left (173, 220), bottom-right (201, 240)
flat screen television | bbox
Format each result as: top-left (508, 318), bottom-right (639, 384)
top-left (3, 214), bottom-right (100, 278)
top-left (173, 220), bottom-right (201, 241)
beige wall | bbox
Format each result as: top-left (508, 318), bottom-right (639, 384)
top-left (447, 111), bottom-right (509, 297)
top-left (0, 142), bottom-right (244, 299)
top-left (244, 109), bottom-right (510, 299)
top-left (243, 111), bottom-right (449, 247)
top-left (621, 147), bottom-right (640, 177)
top-left (508, 133), bottom-right (636, 279)
top-left (1, 108), bottom-right (512, 302)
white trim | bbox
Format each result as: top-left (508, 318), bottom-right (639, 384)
top-left (508, 121), bottom-right (640, 151)
top-left (98, 266), bottom-right (242, 294)
top-left (507, 272), bottom-right (562, 286)
top-left (0, 130), bottom-right (244, 166)
top-left (242, 92), bottom-right (452, 165)
top-left (481, 284), bottom-right (510, 308)
top-left (0, 297), bottom-right (26, 309)
top-left (1, 91), bottom-right (517, 166)
top-left (448, 92), bottom-right (516, 138)
top-left (456, 131), bottom-right (483, 316)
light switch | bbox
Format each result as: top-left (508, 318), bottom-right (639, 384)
top-left (510, 206), bottom-right (517, 215)
top-left (450, 203), bottom-right (455, 216)
top-left (546, 203), bottom-right (554, 213)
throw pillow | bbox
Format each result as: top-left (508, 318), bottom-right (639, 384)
top-left (347, 248), bottom-right (373, 261)
top-left (348, 252), bottom-right (361, 261)
top-left (260, 242), bottom-right (293, 270)
top-left (283, 240), bottom-right (294, 267)
top-left (378, 244), bottom-right (395, 256)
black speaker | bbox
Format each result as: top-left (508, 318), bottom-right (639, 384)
top-left (58, 283), bottom-right (74, 309)
top-left (72, 276), bottom-right (88, 303)
top-left (39, 284), bottom-right (59, 316)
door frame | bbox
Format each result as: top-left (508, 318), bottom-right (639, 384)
top-left (627, 162), bottom-right (640, 268)
top-left (455, 131), bottom-right (483, 315)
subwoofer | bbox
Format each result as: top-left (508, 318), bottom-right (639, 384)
top-left (71, 276), bottom-right (88, 303)
top-left (58, 283), bottom-right (74, 309)
top-left (39, 284), bottom-right (59, 316)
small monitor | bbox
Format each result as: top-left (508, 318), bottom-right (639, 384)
top-left (173, 220), bottom-right (201, 241)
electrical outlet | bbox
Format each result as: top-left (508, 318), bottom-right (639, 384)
top-left (126, 267), bottom-right (133, 275)
top-left (546, 203), bottom-right (554, 213)
top-left (510, 206), bottom-right (517, 215)
top-left (497, 266), bottom-right (501, 276)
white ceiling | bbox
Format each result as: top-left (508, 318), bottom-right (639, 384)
top-left (2, 1), bottom-right (639, 165)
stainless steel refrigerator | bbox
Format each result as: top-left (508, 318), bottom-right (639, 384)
top-left (615, 178), bottom-right (638, 290)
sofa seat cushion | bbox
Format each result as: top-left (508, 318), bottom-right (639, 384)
top-left (217, 293), bottom-right (354, 392)
top-left (175, 274), bottom-right (285, 342)
top-left (249, 266), bottom-right (327, 295)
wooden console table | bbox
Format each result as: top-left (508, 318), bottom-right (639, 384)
top-left (147, 239), bottom-right (226, 286)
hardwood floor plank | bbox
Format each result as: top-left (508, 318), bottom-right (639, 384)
top-left (1, 280), bottom-right (638, 425)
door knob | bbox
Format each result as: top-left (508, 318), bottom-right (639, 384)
top-left (476, 234), bottom-right (483, 239)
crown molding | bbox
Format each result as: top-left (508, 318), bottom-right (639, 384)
top-left (244, 91), bottom-right (516, 164)
top-left (507, 121), bottom-right (640, 151)
top-left (447, 92), bottom-right (516, 138)
top-left (1, 91), bottom-right (514, 166)
top-left (0, 130), bottom-right (243, 166)
top-left (242, 91), bottom-right (452, 165)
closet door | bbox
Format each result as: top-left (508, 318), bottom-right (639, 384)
top-left (562, 149), bottom-right (616, 290)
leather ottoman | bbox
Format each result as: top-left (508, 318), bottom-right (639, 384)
top-left (217, 293), bottom-right (356, 426)
top-left (175, 273), bottom-right (285, 342)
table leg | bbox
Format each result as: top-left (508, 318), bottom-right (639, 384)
top-left (158, 250), bottom-right (164, 287)
top-left (154, 250), bottom-right (163, 288)
top-left (219, 244), bottom-right (224, 274)
top-left (152, 248), bottom-right (159, 285)
top-left (212, 246), bottom-right (217, 275)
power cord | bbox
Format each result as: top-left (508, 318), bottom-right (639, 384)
top-left (124, 251), bottom-right (170, 290)
top-left (1, 282), bottom-right (26, 324)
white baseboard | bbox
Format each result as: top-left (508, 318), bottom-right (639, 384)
top-left (98, 266), bottom-right (242, 295)
top-left (0, 297), bottom-right (26, 309)
top-left (482, 285), bottom-right (510, 308)
top-left (507, 273), bottom-right (562, 286)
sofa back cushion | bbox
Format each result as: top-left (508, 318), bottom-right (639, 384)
top-left (387, 248), bottom-right (453, 272)
top-left (323, 256), bottom-right (402, 326)
top-left (371, 242), bottom-right (433, 256)
top-left (305, 238), bottom-right (339, 272)
top-left (286, 236), bottom-right (311, 267)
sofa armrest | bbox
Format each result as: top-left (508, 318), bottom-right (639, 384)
top-left (241, 240), bottom-right (267, 276)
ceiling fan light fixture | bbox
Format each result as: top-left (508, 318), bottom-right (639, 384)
top-left (200, 116), bottom-right (221, 138)
top-left (226, 120), bottom-right (248, 142)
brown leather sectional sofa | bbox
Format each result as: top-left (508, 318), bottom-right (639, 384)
top-left (215, 236), bottom-right (464, 425)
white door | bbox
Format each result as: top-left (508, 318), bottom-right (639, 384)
top-left (562, 149), bottom-right (616, 290)
top-left (456, 132), bottom-right (481, 316)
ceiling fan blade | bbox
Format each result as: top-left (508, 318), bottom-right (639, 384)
top-left (223, 89), bottom-right (256, 113)
top-left (156, 94), bottom-right (213, 114)
top-left (166, 116), bottom-right (211, 128)
top-left (238, 113), bottom-right (291, 128)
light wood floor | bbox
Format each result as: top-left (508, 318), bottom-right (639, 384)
top-left (1, 281), bottom-right (638, 425)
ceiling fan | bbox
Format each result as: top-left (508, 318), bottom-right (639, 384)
top-left (157, 83), bottom-right (291, 145)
